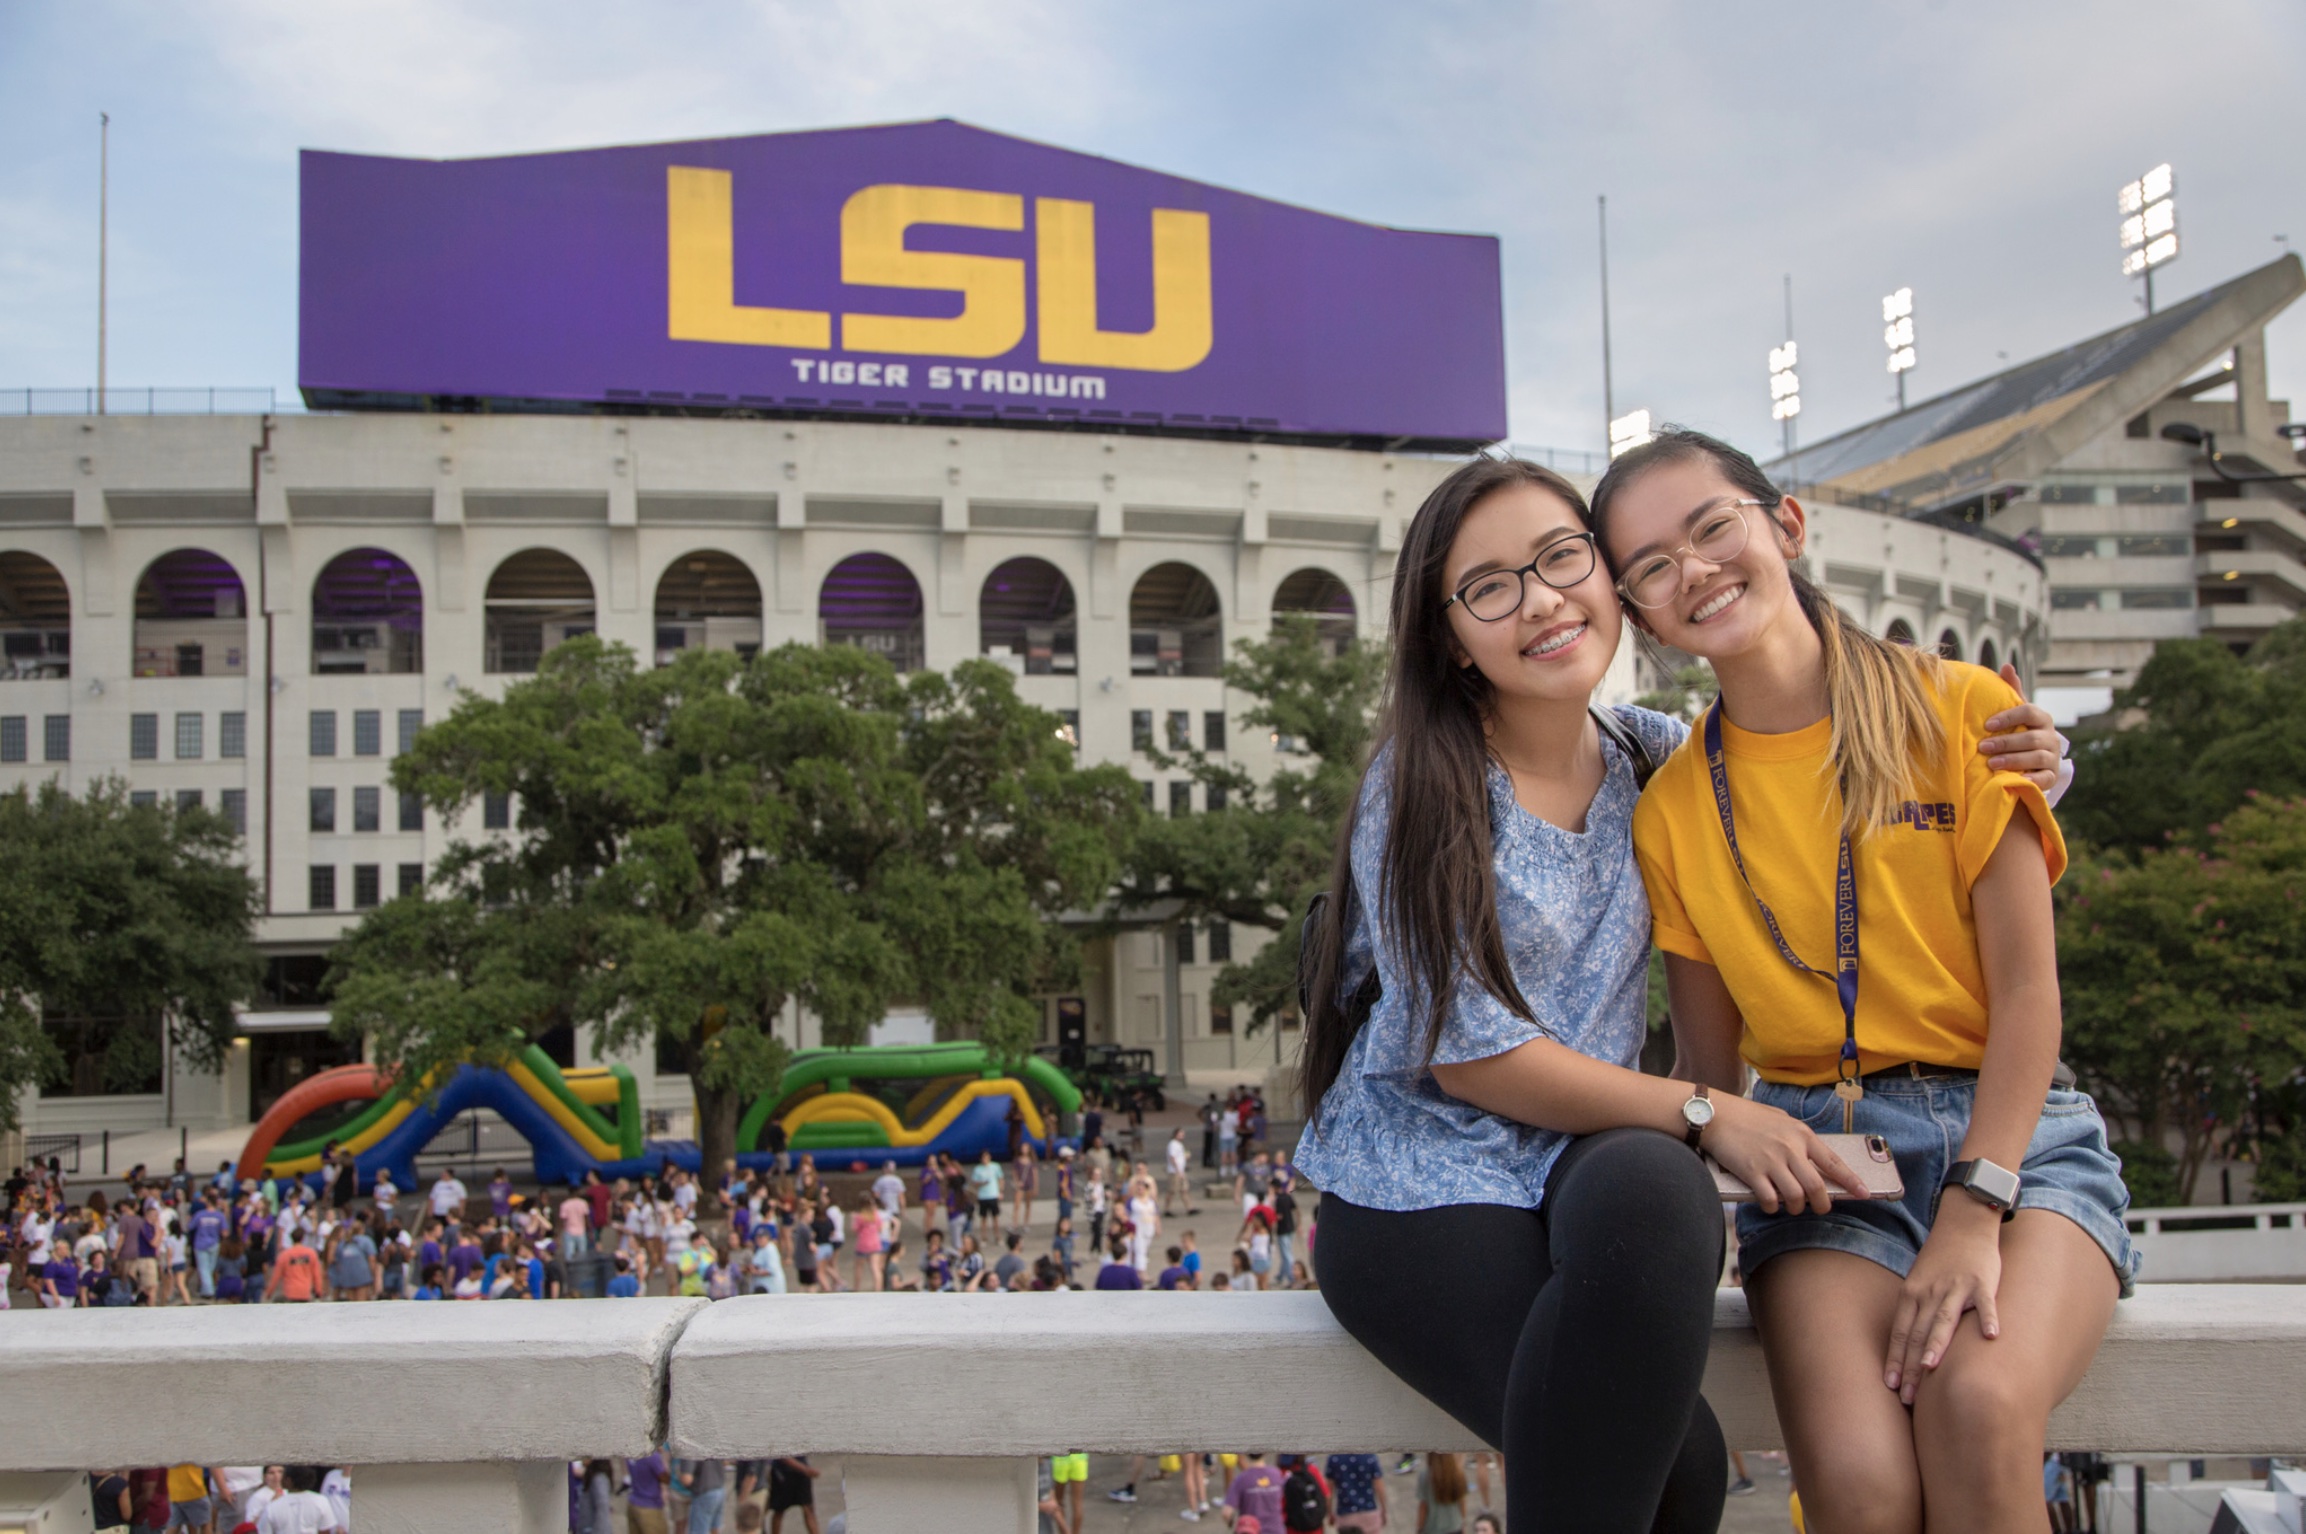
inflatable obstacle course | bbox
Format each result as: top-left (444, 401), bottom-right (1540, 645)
top-left (238, 1040), bottom-right (1077, 1189)
top-left (237, 1046), bottom-right (644, 1191)
top-left (738, 1042), bottom-right (1081, 1169)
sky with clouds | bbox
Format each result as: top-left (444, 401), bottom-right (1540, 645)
top-left (4, 1), bottom-right (2303, 459)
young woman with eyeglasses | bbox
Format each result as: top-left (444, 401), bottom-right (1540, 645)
top-left (1589, 430), bottom-right (2134, 1534)
top-left (1295, 455), bottom-right (2068, 1534)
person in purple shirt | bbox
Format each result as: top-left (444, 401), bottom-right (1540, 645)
top-left (1094, 1240), bottom-right (1142, 1291)
top-left (625, 1449), bottom-right (669, 1524)
top-left (1224, 1454), bottom-right (1286, 1534)
top-left (447, 1230), bottom-right (484, 1286)
top-left (189, 1197), bottom-right (227, 1298)
top-left (41, 1252), bottom-right (80, 1307)
top-left (417, 1221), bottom-right (445, 1279)
top-left (1155, 1245), bottom-right (1192, 1290)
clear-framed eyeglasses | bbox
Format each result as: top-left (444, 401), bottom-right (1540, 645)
top-left (1443, 532), bottom-right (1600, 622)
top-left (1616, 499), bottom-right (1769, 609)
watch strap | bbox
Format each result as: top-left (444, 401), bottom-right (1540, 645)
top-left (1682, 1083), bottom-right (1711, 1150)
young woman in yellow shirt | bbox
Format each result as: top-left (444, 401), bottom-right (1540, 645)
top-left (1591, 429), bottom-right (2136, 1534)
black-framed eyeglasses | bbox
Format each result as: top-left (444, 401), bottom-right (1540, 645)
top-left (1615, 499), bottom-right (1769, 609)
top-left (1443, 532), bottom-right (1600, 622)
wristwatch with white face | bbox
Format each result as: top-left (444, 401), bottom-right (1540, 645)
top-left (1944, 1158), bottom-right (2021, 1217)
top-left (1681, 1084), bottom-right (1714, 1150)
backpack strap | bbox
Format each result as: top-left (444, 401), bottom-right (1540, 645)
top-left (1588, 704), bottom-right (1658, 790)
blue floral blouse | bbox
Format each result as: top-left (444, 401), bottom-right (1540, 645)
top-left (1293, 706), bottom-right (1689, 1211)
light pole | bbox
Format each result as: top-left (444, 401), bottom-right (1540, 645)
top-left (2119, 163), bottom-right (2178, 315)
top-left (1883, 287), bottom-right (1916, 412)
top-left (1598, 195), bottom-right (1615, 454)
top-left (97, 112), bottom-right (109, 415)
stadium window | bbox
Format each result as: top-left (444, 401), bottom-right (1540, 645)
top-left (220, 711), bottom-right (246, 759)
top-left (1210, 1003), bottom-right (1234, 1035)
top-left (399, 790), bottom-right (423, 832)
top-left (175, 712), bottom-right (203, 760)
top-left (220, 789), bottom-right (247, 835)
top-left (1204, 711), bottom-right (1226, 752)
top-left (130, 791), bottom-right (158, 809)
top-left (1176, 923), bottom-right (1196, 965)
top-left (309, 865), bottom-right (337, 911)
top-left (352, 864), bottom-right (381, 909)
top-left (1208, 921), bottom-right (1232, 962)
top-left (397, 862), bottom-right (424, 898)
top-left (0, 716), bottom-right (23, 763)
top-left (1057, 709), bottom-right (1081, 751)
top-left (483, 790), bottom-right (512, 830)
top-left (1167, 710), bottom-right (1191, 751)
top-left (1169, 780), bottom-right (1192, 817)
top-left (397, 708), bottom-right (424, 755)
top-left (176, 789), bottom-right (203, 812)
top-left (1140, 781), bottom-right (1154, 810)
top-left (1206, 782), bottom-right (1228, 812)
top-left (1131, 710), bottom-right (1154, 752)
top-left (43, 715), bottom-right (68, 762)
top-left (310, 711), bottom-right (337, 757)
top-left (310, 787), bottom-right (337, 834)
top-left (353, 786), bottom-right (381, 833)
top-left (353, 710), bottom-right (382, 757)
top-left (130, 713), bottom-right (159, 761)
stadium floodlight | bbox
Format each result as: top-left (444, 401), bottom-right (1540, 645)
top-left (2117, 164), bottom-right (2178, 309)
top-left (1882, 287), bottom-right (1916, 408)
top-left (1608, 409), bottom-right (1653, 459)
top-left (1767, 342), bottom-right (1801, 427)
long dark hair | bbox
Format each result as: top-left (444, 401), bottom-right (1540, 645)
top-left (1588, 428), bottom-right (1942, 840)
top-left (1299, 457), bottom-right (1589, 1118)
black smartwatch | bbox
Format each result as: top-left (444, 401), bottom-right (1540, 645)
top-left (1680, 1084), bottom-right (1714, 1150)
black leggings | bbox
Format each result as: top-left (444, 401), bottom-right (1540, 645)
top-left (1315, 1127), bottom-right (1727, 1534)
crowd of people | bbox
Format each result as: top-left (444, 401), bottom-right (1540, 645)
top-left (3, 1081), bottom-right (1307, 1310)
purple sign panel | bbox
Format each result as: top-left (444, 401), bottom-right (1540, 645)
top-left (300, 120), bottom-right (1506, 447)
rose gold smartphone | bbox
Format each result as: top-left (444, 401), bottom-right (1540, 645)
top-left (1709, 1133), bottom-right (1905, 1203)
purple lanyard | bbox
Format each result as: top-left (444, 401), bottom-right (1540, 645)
top-left (1702, 704), bottom-right (1863, 1112)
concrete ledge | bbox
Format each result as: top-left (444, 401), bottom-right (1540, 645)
top-left (671, 1287), bottom-right (2306, 1458)
top-left (0, 1298), bottom-right (705, 1471)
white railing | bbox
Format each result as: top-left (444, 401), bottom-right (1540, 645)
top-left (4, 1289), bottom-right (2304, 1534)
top-left (2128, 1201), bottom-right (2306, 1283)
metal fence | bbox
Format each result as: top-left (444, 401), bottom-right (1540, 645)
top-left (0, 387), bottom-right (281, 416)
top-left (24, 1133), bottom-right (80, 1174)
top-left (412, 1110), bottom-right (535, 1174)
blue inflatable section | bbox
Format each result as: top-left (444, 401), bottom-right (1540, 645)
top-left (321, 1069), bottom-right (1074, 1193)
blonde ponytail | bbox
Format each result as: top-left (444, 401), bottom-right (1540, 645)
top-left (1793, 575), bottom-right (1944, 840)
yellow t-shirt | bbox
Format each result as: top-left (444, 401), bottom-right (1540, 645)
top-left (168, 1464), bottom-right (209, 1503)
top-left (1633, 661), bottom-right (2065, 1084)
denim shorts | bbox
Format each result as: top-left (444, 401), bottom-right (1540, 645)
top-left (1734, 1069), bottom-right (2141, 1296)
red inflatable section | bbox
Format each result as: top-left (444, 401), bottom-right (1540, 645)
top-left (236, 1063), bottom-right (389, 1183)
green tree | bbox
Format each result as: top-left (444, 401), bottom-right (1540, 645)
top-left (0, 781), bottom-right (262, 1133)
top-left (1115, 615), bottom-right (1385, 1034)
top-left (330, 640), bottom-right (1138, 1203)
top-left (2056, 794), bottom-right (2306, 1203)
top-left (2060, 619), bottom-right (2306, 855)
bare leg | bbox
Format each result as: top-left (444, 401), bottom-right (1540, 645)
top-left (1748, 1249), bottom-right (1923, 1534)
top-left (1911, 1212), bottom-right (2118, 1534)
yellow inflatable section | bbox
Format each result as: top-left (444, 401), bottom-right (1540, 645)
top-left (509, 1060), bottom-right (625, 1164)
top-left (782, 1077), bottom-right (1048, 1147)
top-left (265, 1061), bottom-right (632, 1176)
